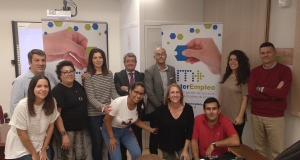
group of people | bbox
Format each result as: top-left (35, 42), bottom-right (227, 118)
top-left (5, 41), bottom-right (292, 160)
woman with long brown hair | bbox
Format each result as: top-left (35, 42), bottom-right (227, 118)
top-left (5, 75), bottom-right (59, 160)
top-left (83, 48), bottom-right (119, 160)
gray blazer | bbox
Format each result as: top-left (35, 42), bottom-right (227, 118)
top-left (144, 64), bottom-right (176, 114)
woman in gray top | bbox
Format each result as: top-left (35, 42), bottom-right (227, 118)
top-left (83, 48), bottom-right (119, 160)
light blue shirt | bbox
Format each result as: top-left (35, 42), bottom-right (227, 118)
top-left (10, 69), bottom-right (57, 115)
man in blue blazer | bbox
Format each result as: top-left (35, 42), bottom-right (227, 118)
top-left (144, 47), bottom-right (176, 154)
top-left (114, 52), bottom-right (144, 159)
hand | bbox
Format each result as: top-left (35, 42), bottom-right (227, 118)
top-left (81, 72), bottom-right (89, 81)
top-left (39, 150), bottom-right (49, 160)
top-left (277, 81), bottom-right (284, 89)
top-left (206, 143), bottom-right (214, 157)
top-left (182, 38), bottom-right (221, 74)
top-left (109, 137), bottom-right (118, 151)
top-left (121, 86), bottom-right (128, 92)
top-left (32, 153), bottom-right (40, 160)
top-left (180, 150), bottom-right (190, 160)
top-left (234, 116), bottom-right (243, 125)
top-left (61, 134), bottom-right (71, 150)
top-left (43, 29), bottom-right (88, 70)
top-left (103, 104), bottom-right (112, 114)
top-left (150, 128), bottom-right (158, 134)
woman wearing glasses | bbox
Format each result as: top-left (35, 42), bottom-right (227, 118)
top-left (83, 48), bottom-right (119, 160)
top-left (102, 82), bottom-right (157, 160)
top-left (52, 60), bottom-right (89, 159)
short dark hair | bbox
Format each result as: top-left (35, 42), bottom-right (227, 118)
top-left (87, 48), bottom-right (109, 76)
top-left (129, 82), bottom-right (146, 118)
top-left (55, 60), bottom-right (75, 81)
top-left (259, 42), bottom-right (276, 51)
top-left (28, 49), bottom-right (46, 63)
top-left (203, 97), bottom-right (220, 109)
top-left (27, 74), bottom-right (55, 117)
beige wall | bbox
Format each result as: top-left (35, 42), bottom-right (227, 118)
top-left (204, 0), bottom-right (300, 157)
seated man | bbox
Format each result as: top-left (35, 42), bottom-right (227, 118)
top-left (191, 97), bottom-right (240, 159)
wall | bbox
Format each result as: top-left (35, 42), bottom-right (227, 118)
top-left (120, 0), bottom-right (140, 70)
top-left (268, 0), bottom-right (300, 149)
top-left (139, 0), bottom-right (205, 71)
top-left (0, 0), bottom-right (121, 115)
top-left (203, 0), bottom-right (300, 155)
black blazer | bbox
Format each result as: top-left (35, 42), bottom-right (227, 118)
top-left (114, 69), bottom-right (144, 96)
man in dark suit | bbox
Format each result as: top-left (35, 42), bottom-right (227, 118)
top-left (144, 47), bottom-right (176, 154)
top-left (114, 52), bottom-right (144, 159)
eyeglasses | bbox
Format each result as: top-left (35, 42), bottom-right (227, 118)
top-left (62, 70), bottom-right (75, 76)
top-left (132, 90), bottom-right (145, 96)
top-left (155, 52), bottom-right (166, 57)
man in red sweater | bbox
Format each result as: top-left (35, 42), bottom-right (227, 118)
top-left (248, 42), bottom-right (292, 159)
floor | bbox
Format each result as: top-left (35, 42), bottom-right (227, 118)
top-left (127, 149), bottom-right (163, 159)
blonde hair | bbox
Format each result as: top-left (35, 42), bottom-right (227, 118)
top-left (164, 83), bottom-right (184, 105)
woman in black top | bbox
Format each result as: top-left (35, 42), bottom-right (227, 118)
top-left (143, 83), bottom-right (194, 160)
top-left (52, 60), bottom-right (88, 159)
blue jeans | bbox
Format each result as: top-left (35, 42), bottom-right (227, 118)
top-left (88, 115), bottom-right (105, 160)
top-left (102, 124), bottom-right (141, 160)
top-left (16, 149), bottom-right (51, 160)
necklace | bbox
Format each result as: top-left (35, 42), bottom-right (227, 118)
top-left (60, 82), bottom-right (83, 101)
top-left (75, 90), bottom-right (83, 101)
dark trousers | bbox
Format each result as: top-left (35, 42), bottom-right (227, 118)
top-left (149, 119), bottom-right (158, 154)
top-left (233, 122), bottom-right (245, 144)
top-left (120, 124), bottom-right (143, 160)
top-left (49, 137), bottom-right (54, 160)
top-left (88, 115), bottom-right (105, 160)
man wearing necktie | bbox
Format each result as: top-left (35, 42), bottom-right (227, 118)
top-left (114, 52), bottom-right (144, 159)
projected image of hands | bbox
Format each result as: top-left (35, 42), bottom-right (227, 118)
top-left (43, 29), bottom-right (88, 70)
top-left (182, 38), bottom-right (221, 74)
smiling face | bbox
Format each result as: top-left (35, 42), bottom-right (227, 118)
top-left (29, 54), bottom-right (46, 75)
top-left (228, 54), bottom-right (239, 72)
top-left (92, 52), bottom-right (104, 69)
top-left (168, 86), bottom-right (182, 104)
top-left (129, 85), bottom-right (145, 104)
top-left (260, 46), bottom-right (277, 66)
top-left (34, 79), bottom-right (49, 102)
top-left (124, 56), bottom-right (137, 72)
top-left (59, 66), bottom-right (75, 85)
top-left (204, 102), bottom-right (220, 123)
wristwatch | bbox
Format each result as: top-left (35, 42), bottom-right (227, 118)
top-left (256, 86), bottom-right (261, 93)
top-left (212, 140), bottom-right (217, 148)
top-left (61, 130), bottom-right (67, 136)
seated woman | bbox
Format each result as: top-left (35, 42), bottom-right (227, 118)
top-left (5, 75), bottom-right (59, 160)
top-left (102, 82), bottom-right (157, 160)
top-left (52, 60), bottom-right (89, 159)
top-left (142, 83), bottom-right (194, 160)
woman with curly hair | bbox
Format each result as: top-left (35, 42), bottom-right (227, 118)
top-left (219, 50), bottom-right (250, 143)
